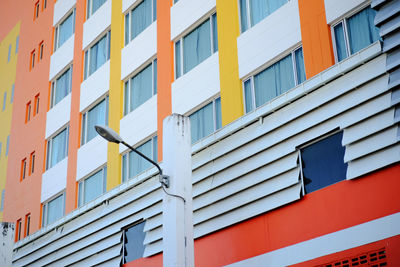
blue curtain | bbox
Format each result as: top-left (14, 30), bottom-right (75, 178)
top-left (122, 154), bottom-right (128, 182)
top-left (58, 12), bottom-right (74, 48)
top-left (83, 169), bottom-right (104, 204)
top-left (130, 63), bottom-right (152, 111)
top-left (47, 194), bottom-right (64, 225)
top-left (87, 99), bottom-right (106, 142)
top-left (347, 8), bottom-right (380, 55)
top-left (55, 68), bottom-right (71, 106)
top-left (189, 102), bottom-right (213, 143)
top-left (250, 0), bottom-right (286, 27)
top-left (175, 41), bottom-right (181, 78)
top-left (244, 79), bottom-right (253, 113)
top-left (295, 47), bottom-right (306, 84)
top-left (212, 13), bottom-right (218, 52)
top-left (215, 98), bottom-right (222, 130)
top-left (334, 22), bottom-right (347, 61)
top-left (125, 13), bottom-right (129, 46)
top-left (50, 128), bottom-right (67, 168)
top-left (183, 19), bottom-right (211, 74)
top-left (254, 54), bottom-right (294, 108)
top-left (91, 0), bottom-right (106, 16)
top-left (240, 0), bottom-right (248, 32)
top-left (130, 140), bottom-right (152, 178)
top-left (124, 82), bottom-right (129, 115)
top-left (89, 34), bottom-right (107, 76)
top-left (131, 0), bottom-right (152, 40)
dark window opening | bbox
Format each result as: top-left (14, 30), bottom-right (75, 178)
top-left (122, 221), bottom-right (146, 264)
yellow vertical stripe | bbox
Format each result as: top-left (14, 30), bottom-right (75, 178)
top-left (0, 22), bottom-right (20, 220)
top-left (216, 0), bottom-right (243, 126)
top-left (106, 1), bottom-right (124, 190)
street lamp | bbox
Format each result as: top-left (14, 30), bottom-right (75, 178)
top-left (95, 125), bottom-right (171, 190)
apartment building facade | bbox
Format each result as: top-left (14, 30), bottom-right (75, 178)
top-left (0, 0), bottom-right (399, 266)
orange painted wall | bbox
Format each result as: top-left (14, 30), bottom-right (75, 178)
top-left (124, 165), bottom-right (400, 267)
top-left (3, 0), bottom-right (54, 234)
top-left (65, 0), bottom-right (85, 213)
top-left (298, 0), bottom-right (335, 79)
top-left (156, 0), bottom-right (173, 162)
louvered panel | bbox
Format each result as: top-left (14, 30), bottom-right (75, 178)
top-left (374, 0), bottom-right (400, 25)
top-left (347, 143), bottom-right (400, 179)
top-left (143, 226), bottom-right (162, 245)
top-left (193, 74), bottom-right (389, 186)
top-left (143, 240), bottom-right (162, 257)
top-left (342, 108), bottom-right (395, 146)
top-left (193, 154), bottom-right (298, 211)
top-left (193, 169), bottom-right (300, 225)
top-left (383, 30), bottom-right (400, 53)
top-left (70, 245), bottom-right (121, 267)
top-left (13, 191), bottom-right (162, 266)
top-left (41, 233), bottom-right (121, 267)
top-left (194, 184), bottom-right (302, 238)
top-left (14, 177), bottom-right (161, 261)
top-left (379, 14), bottom-right (400, 36)
top-left (143, 214), bottom-right (162, 232)
top-left (192, 55), bottom-right (387, 171)
top-left (96, 256), bottom-right (122, 267)
top-left (344, 125), bottom-right (398, 162)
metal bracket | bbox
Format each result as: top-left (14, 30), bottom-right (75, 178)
top-left (159, 175), bottom-right (170, 188)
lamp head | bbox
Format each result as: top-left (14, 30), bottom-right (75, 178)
top-left (95, 125), bottom-right (123, 144)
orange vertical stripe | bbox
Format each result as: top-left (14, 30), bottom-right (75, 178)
top-left (156, 0), bottom-right (173, 162)
top-left (298, 0), bottom-right (335, 79)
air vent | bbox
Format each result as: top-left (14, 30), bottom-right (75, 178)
top-left (318, 248), bottom-right (387, 267)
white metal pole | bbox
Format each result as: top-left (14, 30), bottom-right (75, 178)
top-left (162, 114), bottom-right (194, 267)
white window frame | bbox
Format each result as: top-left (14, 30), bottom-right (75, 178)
top-left (121, 135), bottom-right (157, 182)
top-left (54, 9), bottom-right (76, 52)
top-left (86, 0), bottom-right (107, 19)
top-left (42, 192), bottom-right (66, 227)
top-left (77, 166), bottom-right (107, 207)
top-left (50, 65), bottom-right (73, 108)
top-left (81, 95), bottom-right (109, 145)
top-left (46, 125), bottom-right (69, 170)
top-left (123, 59), bottom-right (157, 116)
top-left (124, 0), bottom-right (157, 46)
top-left (242, 46), bottom-right (305, 113)
top-left (174, 12), bottom-right (218, 80)
top-left (83, 30), bottom-right (111, 80)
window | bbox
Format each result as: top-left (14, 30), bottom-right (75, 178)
top-left (299, 131), bottom-right (347, 194)
top-left (244, 46), bottom-right (306, 113)
top-left (46, 126), bottom-right (69, 170)
top-left (51, 66), bottom-right (72, 108)
top-left (175, 13), bottom-right (218, 79)
top-left (8, 44), bottom-right (11, 62)
top-left (26, 101), bottom-right (31, 122)
top-left (43, 0), bottom-right (47, 9)
top-left (42, 193), bottom-right (65, 226)
top-left (84, 31), bottom-right (111, 79)
top-left (332, 7), bottom-right (380, 62)
top-left (122, 136), bottom-right (157, 182)
top-left (11, 84), bottom-right (14, 103)
top-left (124, 59), bottom-right (157, 115)
top-left (34, 94), bottom-right (40, 115)
top-left (2, 92), bottom-right (6, 111)
top-left (124, 0), bottom-right (157, 46)
top-left (21, 158), bottom-right (27, 180)
top-left (30, 50), bottom-right (36, 69)
top-left (81, 96), bottom-right (109, 145)
top-left (34, 1), bottom-right (40, 19)
top-left (15, 36), bottom-right (19, 54)
top-left (189, 97), bottom-right (222, 143)
top-left (0, 189), bottom-right (5, 211)
top-left (6, 135), bottom-right (10, 156)
top-left (25, 214), bottom-right (31, 237)
top-left (29, 152), bottom-right (36, 175)
top-left (239, 0), bottom-right (287, 32)
top-left (87, 0), bottom-right (107, 19)
top-left (16, 219), bottom-right (22, 241)
top-left (122, 221), bottom-right (146, 264)
top-left (78, 167), bottom-right (107, 207)
top-left (39, 42), bottom-right (44, 60)
top-left (54, 10), bottom-right (76, 51)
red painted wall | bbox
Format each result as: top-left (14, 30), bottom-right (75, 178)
top-left (124, 165), bottom-right (400, 267)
